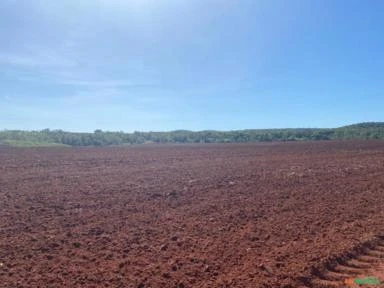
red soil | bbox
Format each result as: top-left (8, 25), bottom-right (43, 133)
top-left (1, 141), bottom-right (384, 287)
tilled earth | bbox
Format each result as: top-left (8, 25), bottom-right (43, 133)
top-left (1, 141), bottom-right (384, 287)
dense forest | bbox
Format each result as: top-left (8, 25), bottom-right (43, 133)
top-left (0, 122), bottom-right (383, 147)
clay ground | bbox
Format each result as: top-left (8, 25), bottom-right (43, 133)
top-left (1, 141), bottom-right (384, 288)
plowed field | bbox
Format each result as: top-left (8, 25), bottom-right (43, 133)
top-left (1, 141), bottom-right (384, 287)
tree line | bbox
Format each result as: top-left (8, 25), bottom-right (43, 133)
top-left (0, 122), bottom-right (383, 147)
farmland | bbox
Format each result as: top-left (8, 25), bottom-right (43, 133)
top-left (1, 141), bottom-right (384, 287)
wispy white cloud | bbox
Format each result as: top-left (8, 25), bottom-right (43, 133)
top-left (0, 51), bottom-right (77, 68)
top-left (3, 95), bottom-right (12, 102)
top-left (14, 73), bottom-right (157, 91)
top-left (55, 79), bottom-right (154, 87)
top-left (1, 46), bottom-right (156, 89)
top-left (61, 88), bottom-right (122, 105)
top-left (7, 61), bottom-right (155, 91)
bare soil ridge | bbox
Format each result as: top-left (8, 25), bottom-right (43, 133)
top-left (302, 234), bottom-right (384, 287)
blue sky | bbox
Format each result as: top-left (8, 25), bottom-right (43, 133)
top-left (1, 0), bottom-right (383, 132)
